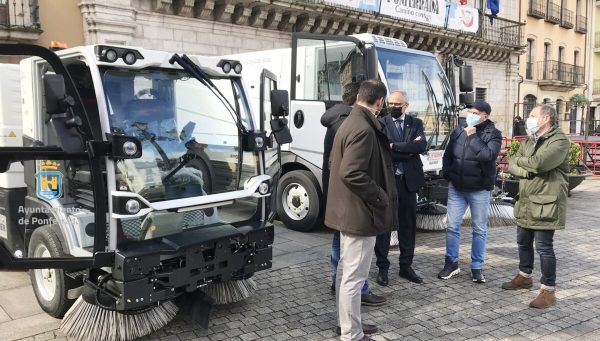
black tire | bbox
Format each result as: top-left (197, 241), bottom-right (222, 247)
top-left (28, 224), bottom-right (76, 318)
top-left (187, 158), bottom-right (214, 193)
top-left (276, 170), bottom-right (322, 232)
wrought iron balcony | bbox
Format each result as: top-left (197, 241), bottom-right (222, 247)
top-left (0, 0), bottom-right (41, 41)
top-left (594, 79), bottom-right (600, 96)
top-left (525, 62), bottom-right (534, 80)
top-left (545, 2), bottom-right (561, 24)
top-left (528, 0), bottom-right (546, 19)
top-left (560, 7), bottom-right (574, 29)
top-left (537, 60), bottom-right (585, 91)
top-left (576, 15), bottom-right (587, 34)
top-left (478, 15), bottom-right (523, 48)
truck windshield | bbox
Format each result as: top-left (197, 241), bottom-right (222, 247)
top-left (377, 48), bottom-right (451, 149)
top-left (100, 67), bottom-right (258, 203)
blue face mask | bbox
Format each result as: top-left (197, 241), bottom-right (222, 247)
top-left (466, 113), bottom-right (481, 126)
top-left (526, 117), bottom-right (540, 134)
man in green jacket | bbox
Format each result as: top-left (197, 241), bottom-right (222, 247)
top-left (503, 104), bottom-right (570, 309)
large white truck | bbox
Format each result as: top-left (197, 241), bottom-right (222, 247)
top-left (0, 43), bottom-right (290, 338)
top-left (228, 33), bottom-right (473, 231)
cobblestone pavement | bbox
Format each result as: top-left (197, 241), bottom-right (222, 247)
top-left (14, 179), bottom-right (600, 341)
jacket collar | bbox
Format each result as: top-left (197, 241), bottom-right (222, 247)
top-left (355, 105), bottom-right (384, 131)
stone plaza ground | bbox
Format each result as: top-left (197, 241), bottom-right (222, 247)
top-left (1, 179), bottom-right (599, 341)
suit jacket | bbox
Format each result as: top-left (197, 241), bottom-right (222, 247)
top-left (379, 114), bottom-right (427, 193)
top-left (325, 105), bottom-right (399, 236)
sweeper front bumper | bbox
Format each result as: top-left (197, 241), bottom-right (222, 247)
top-left (91, 222), bottom-right (273, 311)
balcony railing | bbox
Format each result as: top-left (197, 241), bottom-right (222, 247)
top-left (478, 15), bottom-right (522, 48)
top-left (537, 60), bottom-right (585, 84)
top-left (594, 79), bottom-right (600, 96)
top-left (0, 0), bottom-right (40, 31)
top-left (546, 2), bottom-right (561, 24)
top-left (528, 0), bottom-right (546, 19)
top-left (525, 62), bottom-right (534, 80)
top-left (560, 7), bottom-right (574, 29)
top-left (596, 32), bottom-right (600, 49)
top-left (576, 15), bottom-right (587, 34)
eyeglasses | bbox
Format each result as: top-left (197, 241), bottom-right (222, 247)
top-left (389, 102), bottom-right (408, 108)
top-left (468, 110), bottom-right (485, 116)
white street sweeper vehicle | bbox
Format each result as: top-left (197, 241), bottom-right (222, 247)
top-left (228, 33), bottom-right (475, 232)
top-left (0, 43), bottom-right (291, 340)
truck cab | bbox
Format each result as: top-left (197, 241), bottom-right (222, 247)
top-left (229, 33), bottom-right (471, 232)
top-left (0, 43), bottom-right (289, 328)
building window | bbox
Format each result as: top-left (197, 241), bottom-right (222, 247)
top-left (0, 0), bottom-right (7, 26)
top-left (523, 94), bottom-right (537, 118)
top-left (543, 43), bottom-right (551, 80)
top-left (475, 88), bottom-right (487, 101)
top-left (526, 39), bottom-right (534, 80)
top-left (556, 99), bottom-right (564, 120)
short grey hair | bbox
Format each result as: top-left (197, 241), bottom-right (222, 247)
top-left (537, 104), bottom-right (558, 125)
top-left (390, 90), bottom-right (409, 103)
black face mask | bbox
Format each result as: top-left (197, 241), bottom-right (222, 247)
top-left (389, 107), bottom-right (403, 119)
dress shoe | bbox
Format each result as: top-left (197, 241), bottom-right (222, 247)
top-left (376, 269), bottom-right (389, 286)
top-left (335, 322), bottom-right (378, 335)
top-left (399, 267), bottom-right (423, 284)
top-left (361, 291), bottom-right (386, 306)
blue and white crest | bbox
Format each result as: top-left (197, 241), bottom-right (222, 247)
top-left (36, 171), bottom-right (63, 201)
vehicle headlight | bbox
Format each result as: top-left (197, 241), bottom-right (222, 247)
top-left (125, 199), bottom-right (141, 214)
top-left (258, 182), bottom-right (269, 195)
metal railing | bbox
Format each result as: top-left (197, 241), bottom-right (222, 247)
top-left (596, 32), bottom-right (600, 49)
top-left (528, 0), bottom-right (546, 18)
top-left (546, 1), bottom-right (561, 24)
top-left (594, 79), bottom-right (600, 95)
top-left (478, 15), bottom-right (522, 48)
top-left (560, 7), bottom-right (574, 29)
top-left (537, 60), bottom-right (585, 84)
top-left (0, 0), bottom-right (40, 29)
top-left (576, 15), bottom-right (587, 33)
top-left (525, 62), bottom-right (534, 79)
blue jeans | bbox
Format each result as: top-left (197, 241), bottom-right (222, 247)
top-left (331, 231), bottom-right (369, 294)
top-left (445, 183), bottom-right (491, 270)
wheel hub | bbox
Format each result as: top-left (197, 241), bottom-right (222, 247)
top-left (282, 182), bottom-right (310, 221)
top-left (33, 244), bottom-right (56, 302)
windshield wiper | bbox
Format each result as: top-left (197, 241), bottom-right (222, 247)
top-left (169, 54), bottom-right (247, 133)
top-left (422, 71), bottom-right (441, 150)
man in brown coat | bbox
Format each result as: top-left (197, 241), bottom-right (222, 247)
top-left (326, 80), bottom-right (398, 341)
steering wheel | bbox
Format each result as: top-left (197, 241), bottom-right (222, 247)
top-left (135, 88), bottom-right (159, 100)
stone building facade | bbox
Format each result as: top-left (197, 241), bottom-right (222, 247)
top-left (3, 0), bottom-right (525, 134)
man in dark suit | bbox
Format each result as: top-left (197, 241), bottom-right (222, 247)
top-left (374, 90), bottom-right (427, 286)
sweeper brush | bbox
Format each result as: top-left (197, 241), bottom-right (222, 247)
top-left (416, 203), bottom-right (448, 231)
top-left (204, 278), bottom-right (258, 305)
top-left (463, 200), bottom-right (515, 228)
top-left (60, 297), bottom-right (179, 341)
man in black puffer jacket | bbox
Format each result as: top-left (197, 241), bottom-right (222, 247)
top-left (438, 100), bottom-right (502, 284)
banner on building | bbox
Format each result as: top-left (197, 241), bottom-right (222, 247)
top-left (379, 0), bottom-right (447, 27)
top-left (445, 2), bottom-right (479, 32)
top-left (325, 0), bottom-right (381, 12)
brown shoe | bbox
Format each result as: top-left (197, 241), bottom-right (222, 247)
top-left (501, 274), bottom-right (533, 290)
top-left (529, 289), bottom-right (556, 309)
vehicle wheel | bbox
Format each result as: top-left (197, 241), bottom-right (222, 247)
top-left (188, 158), bottom-right (214, 194)
top-left (28, 224), bottom-right (76, 318)
top-left (276, 170), bottom-right (322, 232)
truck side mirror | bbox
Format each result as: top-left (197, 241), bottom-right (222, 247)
top-left (459, 93), bottom-right (474, 106)
top-left (459, 65), bottom-right (473, 93)
top-left (44, 74), bottom-right (75, 115)
top-left (270, 90), bottom-right (289, 117)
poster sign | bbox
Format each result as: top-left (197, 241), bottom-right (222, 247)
top-left (446, 2), bottom-right (479, 32)
top-left (325, 0), bottom-right (381, 12)
top-left (379, 0), bottom-right (447, 27)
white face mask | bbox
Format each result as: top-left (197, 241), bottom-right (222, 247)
top-left (526, 117), bottom-right (540, 134)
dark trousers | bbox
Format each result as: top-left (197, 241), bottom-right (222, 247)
top-left (375, 174), bottom-right (417, 271)
top-left (517, 227), bottom-right (556, 287)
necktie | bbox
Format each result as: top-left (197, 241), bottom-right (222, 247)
top-left (395, 119), bottom-right (404, 140)
top-left (394, 119), bottom-right (404, 175)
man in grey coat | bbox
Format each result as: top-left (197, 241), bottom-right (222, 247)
top-left (326, 80), bottom-right (398, 341)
